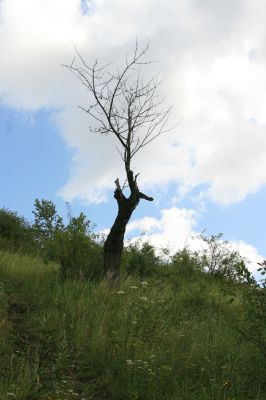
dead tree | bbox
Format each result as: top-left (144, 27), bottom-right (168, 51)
top-left (64, 43), bottom-right (171, 287)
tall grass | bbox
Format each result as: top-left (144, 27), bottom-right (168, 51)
top-left (0, 250), bottom-right (265, 399)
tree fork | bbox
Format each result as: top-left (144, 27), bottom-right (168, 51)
top-left (64, 42), bottom-right (170, 288)
top-left (103, 175), bottom-right (153, 287)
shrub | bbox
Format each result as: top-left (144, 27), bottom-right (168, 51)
top-left (53, 214), bottom-right (104, 281)
top-left (170, 248), bottom-right (203, 278)
top-left (199, 233), bottom-right (255, 284)
top-left (123, 240), bottom-right (161, 277)
top-left (0, 208), bottom-right (35, 253)
top-left (32, 199), bottom-right (104, 281)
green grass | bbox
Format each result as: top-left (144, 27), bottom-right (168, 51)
top-left (0, 250), bottom-right (265, 400)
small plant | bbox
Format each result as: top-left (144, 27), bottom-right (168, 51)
top-left (257, 260), bottom-right (266, 288)
top-left (0, 208), bottom-right (35, 254)
top-left (0, 205), bottom-right (265, 400)
top-left (32, 199), bottom-right (104, 281)
top-left (199, 233), bottom-right (254, 283)
top-left (239, 262), bottom-right (266, 358)
top-left (124, 240), bottom-right (161, 277)
top-left (171, 247), bottom-right (203, 278)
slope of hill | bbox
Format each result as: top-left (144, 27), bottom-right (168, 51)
top-left (0, 250), bottom-right (265, 400)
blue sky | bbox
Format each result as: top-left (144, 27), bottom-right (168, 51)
top-left (0, 0), bottom-right (266, 273)
top-left (1, 102), bottom-right (265, 259)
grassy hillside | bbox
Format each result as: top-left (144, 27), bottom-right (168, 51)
top-left (0, 250), bottom-right (265, 400)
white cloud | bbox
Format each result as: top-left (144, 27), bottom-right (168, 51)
top-left (231, 240), bottom-right (263, 276)
top-left (126, 216), bottom-right (161, 235)
top-left (126, 206), bottom-right (198, 253)
top-left (1, 0), bottom-right (266, 205)
top-left (125, 206), bottom-right (264, 278)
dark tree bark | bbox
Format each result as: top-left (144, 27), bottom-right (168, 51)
top-left (64, 42), bottom-right (170, 287)
top-left (104, 173), bottom-right (153, 287)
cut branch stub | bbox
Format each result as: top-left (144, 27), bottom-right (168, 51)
top-left (64, 41), bottom-right (170, 288)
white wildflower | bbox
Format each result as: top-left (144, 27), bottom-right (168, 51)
top-left (129, 285), bottom-right (138, 289)
top-left (140, 296), bottom-right (148, 302)
top-left (126, 359), bottom-right (135, 365)
top-left (141, 281), bottom-right (148, 286)
top-left (116, 290), bottom-right (125, 295)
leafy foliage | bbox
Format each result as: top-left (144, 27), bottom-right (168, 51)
top-left (199, 233), bottom-right (256, 284)
top-left (32, 198), bottom-right (64, 243)
top-left (1, 204), bottom-right (265, 398)
top-left (171, 248), bottom-right (204, 279)
top-left (123, 240), bottom-right (161, 277)
top-left (32, 200), bottom-right (103, 281)
top-left (0, 208), bottom-right (34, 253)
top-left (1, 203), bottom-right (262, 288)
top-left (0, 250), bottom-right (265, 400)
top-left (53, 212), bottom-right (103, 281)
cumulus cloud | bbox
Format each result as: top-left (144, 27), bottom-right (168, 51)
top-left (125, 206), bottom-right (264, 277)
top-left (126, 206), bottom-right (198, 253)
top-left (231, 240), bottom-right (263, 276)
top-left (0, 0), bottom-right (266, 205)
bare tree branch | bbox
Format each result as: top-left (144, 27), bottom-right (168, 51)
top-left (64, 41), bottom-right (173, 287)
top-left (63, 41), bottom-right (171, 198)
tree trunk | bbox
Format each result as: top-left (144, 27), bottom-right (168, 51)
top-left (104, 189), bottom-right (139, 287)
top-left (104, 167), bottom-right (153, 288)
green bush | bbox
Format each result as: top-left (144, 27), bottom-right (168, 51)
top-left (199, 233), bottom-right (256, 284)
top-left (0, 251), bottom-right (265, 400)
top-left (171, 248), bottom-right (203, 277)
top-left (32, 199), bottom-right (104, 281)
top-left (52, 216), bottom-right (104, 281)
top-left (123, 240), bottom-right (161, 277)
top-left (0, 208), bottom-right (35, 253)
